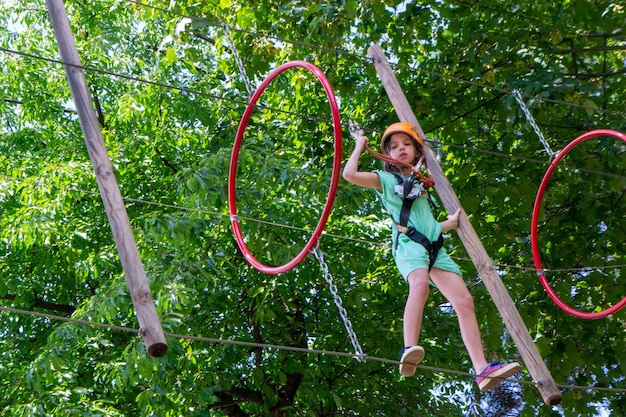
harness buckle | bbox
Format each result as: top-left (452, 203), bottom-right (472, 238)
top-left (394, 184), bottom-right (423, 200)
top-left (396, 224), bottom-right (409, 234)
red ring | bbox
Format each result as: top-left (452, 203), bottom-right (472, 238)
top-left (531, 129), bottom-right (626, 319)
top-left (228, 61), bottom-right (342, 274)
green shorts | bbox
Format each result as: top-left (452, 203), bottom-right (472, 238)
top-left (393, 232), bottom-right (462, 281)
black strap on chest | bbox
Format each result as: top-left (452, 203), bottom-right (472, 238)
top-left (392, 174), bottom-right (443, 270)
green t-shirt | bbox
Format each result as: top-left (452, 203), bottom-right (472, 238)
top-left (374, 170), bottom-right (462, 280)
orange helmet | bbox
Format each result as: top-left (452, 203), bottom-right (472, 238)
top-left (380, 122), bottom-right (423, 154)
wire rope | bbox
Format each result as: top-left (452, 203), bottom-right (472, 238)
top-left (3, 45), bottom-right (626, 186)
top-left (4, 3), bottom-right (625, 120)
top-left (64, 187), bottom-right (626, 276)
top-left (119, 0), bottom-right (626, 118)
top-left (1, 304), bottom-right (625, 394)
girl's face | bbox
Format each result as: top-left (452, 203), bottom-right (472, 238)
top-left (387, 133), bottom-right (420, 164)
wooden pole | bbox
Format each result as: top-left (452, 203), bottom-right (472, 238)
top-left (46, 0), bottom-right (167, 357)
top-left (368, 43), bottom-right (561, 405)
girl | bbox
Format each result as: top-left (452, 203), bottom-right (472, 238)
top-left (342, 121), bottom-right (520, 391)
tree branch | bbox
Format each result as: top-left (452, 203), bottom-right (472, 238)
top-left (552, 45), bottom-right (626, 55)
top-left (210, 391), bottom-right (249, 417)
top-left (566, 67), bottom-right (626, 79)
top-left (2, 293), bottom-right (76, 315)
top-left (90, 88), bottom-right (107, 129)
top-left (580, 29), bottom-right (622, 38)
top-left (269, 301), bottom-right (307, 416)
top-left (155, 145), bottom-right (179, 173)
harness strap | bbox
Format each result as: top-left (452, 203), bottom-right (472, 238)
top-left (399, 197), bottom-right (413, 231)
top-left (396, 224), bottom-right (443, 270)
top-left (392, 174), bottom-right (443, 270)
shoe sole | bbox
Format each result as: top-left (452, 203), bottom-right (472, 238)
top-left (478, 362), bottom-right (522, 391)
top-left (399, 346), bottom-right (425, 377)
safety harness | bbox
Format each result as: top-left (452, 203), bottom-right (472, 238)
top-left (392, 173), bottom-right (443, 270)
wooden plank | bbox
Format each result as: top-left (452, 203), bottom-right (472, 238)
top-left (368, 43), bottom-right (561, 405)
top-left (46, 0), bottom-right (167, 357)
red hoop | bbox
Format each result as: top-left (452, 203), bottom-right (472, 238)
top-left (228, 61), bottom-right (342, 274)
top-left (531, 129), bottom-right (626, 319)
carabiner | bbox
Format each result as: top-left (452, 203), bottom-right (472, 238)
top-left (348, 120), bottom-right (364, 140)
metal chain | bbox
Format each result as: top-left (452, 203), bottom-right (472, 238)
top-left (512, 89), bottom-right (555, 159)
top-left (223, 23), bottom-right (254, 97)
top-left (312, 245), bottom-right (367, 362)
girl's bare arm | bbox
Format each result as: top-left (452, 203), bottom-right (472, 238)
top-left (440, 208), bottom-right (461, 232)
top-left (342, 134), bottom-right (382, 190)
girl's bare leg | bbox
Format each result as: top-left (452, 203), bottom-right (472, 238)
top-left (403, 269), bottom-right (430, 347)
top-left (429, 268), bottom-right (489, 374)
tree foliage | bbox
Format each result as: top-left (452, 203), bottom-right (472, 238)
top-left (1, 0), bottom-right (625, 416)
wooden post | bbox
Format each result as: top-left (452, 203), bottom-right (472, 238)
top-left (368, 43), bottom-right (561, 405)
top-left (46, 0), bottom-right (167, 357)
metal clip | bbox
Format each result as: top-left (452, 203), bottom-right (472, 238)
top-left (348, 120), bottom-right (364, 139)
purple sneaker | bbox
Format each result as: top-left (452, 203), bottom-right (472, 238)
top-left (399, 346), bottom-right (425, 377)
top-left (476, 361), bottom-right (521, 391)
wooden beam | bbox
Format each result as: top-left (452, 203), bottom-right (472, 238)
top-left (368, 43), bottom-right (561, 405)
top-left (46, 0), bottom-right (167, 357)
